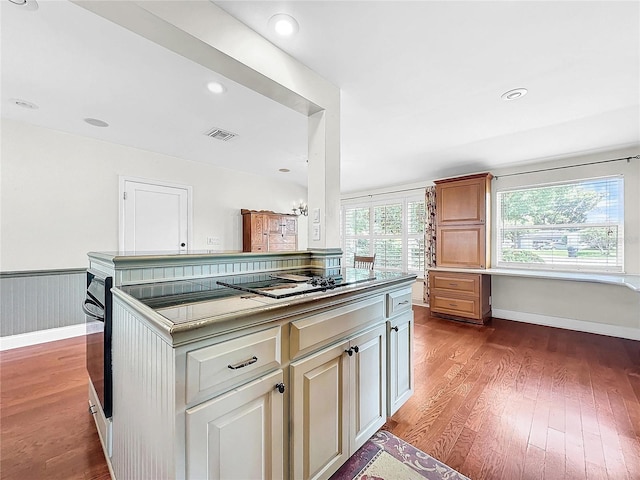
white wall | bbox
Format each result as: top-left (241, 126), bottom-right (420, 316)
top-left (490, 146), bottom-right (640, 335)
top-left (0, 119), bottom-right (308, 271)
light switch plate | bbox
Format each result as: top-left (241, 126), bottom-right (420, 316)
top-left (312, 224), bottom-right (321, 241)
top-left (312, 208), bottom-right (320, 224)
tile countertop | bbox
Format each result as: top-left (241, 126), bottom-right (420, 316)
top-left (112, 269), bottom-right (417, 341)
top-left (428, 267), bottom-right (640, 292)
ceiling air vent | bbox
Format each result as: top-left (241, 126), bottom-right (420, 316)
top-left (204, 127), bottom-right (238, 141)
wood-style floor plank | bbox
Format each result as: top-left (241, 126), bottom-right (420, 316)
top-left (383, 307), bottom-right (640, 480)
top-left (2, 306), bottom-right (639, 480)
top-left (0, 336), bottom-right (111, 480)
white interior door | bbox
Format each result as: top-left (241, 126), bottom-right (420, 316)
top-left (121, 178), bottom-right (191, 252)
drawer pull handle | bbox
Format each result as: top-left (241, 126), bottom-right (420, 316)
top-left (391, 326), bottom-right (399, 332)
top-left (449, 303), bottom-right (458, 307)
top-left (448, 283), bottom-right (458, 287)
top-left (228, 356), bottom-right (258, 370)
top-left (275, 383), bottom-right (286, 394)
top-left (397, 300), bottom-right (409, 305)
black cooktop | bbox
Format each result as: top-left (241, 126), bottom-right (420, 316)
top-left (216, 271), bottom-right (374, 299)
top-left (121, 269), bottom-right (376, 308)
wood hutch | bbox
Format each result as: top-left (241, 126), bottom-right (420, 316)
top-left (242, 209), bottom-right (298, 252)
top-left (429, 173), bottom-right (492, 324)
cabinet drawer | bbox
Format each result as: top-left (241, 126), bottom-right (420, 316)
top-left (269, 234), bottom-right (296, 244)
top-left (290, 296), bottom-right (384, 359)
top-left (430, 272), bottom-right (479, 295)
top-left (386, 288), bottom-right (412, 317)
top-left (186, 326), bottom-right (281, 404)
top-left (430, 291), bottom-right (480, 319)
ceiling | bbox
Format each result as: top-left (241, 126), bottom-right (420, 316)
top-left (2, 1), bottom-right (639, 194)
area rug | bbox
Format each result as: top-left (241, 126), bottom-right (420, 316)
top-left (329, 430), bottom-right (470, 480)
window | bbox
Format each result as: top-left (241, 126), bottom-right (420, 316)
top-left (496, 176), bottom-right (624, 272)
top-left (342, 193), bottom-right (425, 275)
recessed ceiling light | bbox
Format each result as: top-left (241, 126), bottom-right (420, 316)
top-left (501, 88), bottom-right (528, 101)
top-left (84, 118), bottom-right (109, 128)
top-left (279, 168), bottom-right (290, 173)
top-left (206, 81), bottom-right (226, 94)
top-left (268, 13), bottom-right (299, 37)
top-left (10, 98), bottom-right (39, 109)
top-left (8, 0), bottom-right (38, 10)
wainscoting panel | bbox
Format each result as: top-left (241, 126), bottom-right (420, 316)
top-left (0, 269), bottom-right (85, 337)
top-left (111, 301), bottom-right (176, 479)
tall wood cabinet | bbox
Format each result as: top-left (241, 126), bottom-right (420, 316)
top-left (242, 209), bottom-right (298, 252)
top-left (435, 173), bottom-right (491, 269)
top-left (430, 173), bottom-right (492, 324)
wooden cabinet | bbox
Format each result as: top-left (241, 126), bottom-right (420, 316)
top-left (432, 173), bottom-right (492, 324)
top-left (185, 369), bottom-right (285, 480)
top-left (109, 278), bottom-right (415, 480)
top-left (289, 324), bottom-right (387, 480)
top-left (350, 326), bottom-right (387, 451)
top-left (290, 342), bottom-right (349, 480)
top-left (436, 175), bottom-right (489, 225)
top-left (387, 310), bottom-right (413, 415)
top-left (290, 324), bottom-right (387, 480)
top-left (428, 271), bottom-right (491, 324)
top-left (436, 225), bottom-right (486, 269)
top-left (434, 173), bottom-right (492, 269)
top-left (242, 210), bottom-right (298, 252)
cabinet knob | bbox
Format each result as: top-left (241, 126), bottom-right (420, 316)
top-left (345, 347), bottom-right (353, 356)
top-left (353, 345), bottom-right (359, 353)
top-left (275, 383), bottom-right (286, 394)
top-left (180, 243), bottom-right (186, 247)
top-left (391, 326), bottom-right (399, 332)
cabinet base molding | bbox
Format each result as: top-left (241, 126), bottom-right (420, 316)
top-left (431, 310), bottom-right (491, 325)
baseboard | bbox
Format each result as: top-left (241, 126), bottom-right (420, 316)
top-left (0, 323), bottom-right (86, 351)
top-left (492, 308), bottom-right (640, 341)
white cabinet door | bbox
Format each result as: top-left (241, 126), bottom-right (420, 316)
top-left (185, 369), bottom-right (285, 480)
top-left (350, 324), bottom-right (387, 452)
top-left (290, 342), bottom-right (350, 480)
top-left (388, 311), bottom-right (414, 415)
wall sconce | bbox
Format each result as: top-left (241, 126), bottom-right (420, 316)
top-left (292, 201), bottom-right (308, 216)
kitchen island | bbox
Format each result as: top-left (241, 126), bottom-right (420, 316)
top-left (89, 250), bottom-right (415, 480)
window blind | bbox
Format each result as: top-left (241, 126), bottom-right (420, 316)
top-left (497, 176), bottom-right (624, 272)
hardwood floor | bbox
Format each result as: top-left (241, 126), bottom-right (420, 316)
top-left (0, 336), bottom-right (110, 480)
top-left (1, 308), bottom-right (638, 480)
top-left (383, 306), bottom-right (640, 480)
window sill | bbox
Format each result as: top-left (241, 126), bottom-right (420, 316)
top-left (427, 267), bottom-right (640, 293)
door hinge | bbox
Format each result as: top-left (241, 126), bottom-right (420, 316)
top-left (123, 191), bottom-right (127, 200)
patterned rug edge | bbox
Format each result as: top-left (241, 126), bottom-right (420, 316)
top-left (329, 430), bottom-right (470, 480)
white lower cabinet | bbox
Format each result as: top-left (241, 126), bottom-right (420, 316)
top-left (387, 311), bottom-right (414, 416)
top-left (290, 324), bottom-right (387, 480)
top-left (185, 369), bottom-right (285, 480)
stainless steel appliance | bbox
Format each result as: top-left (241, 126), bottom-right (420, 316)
top-left (84, 269), bottom-right (113, 418)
